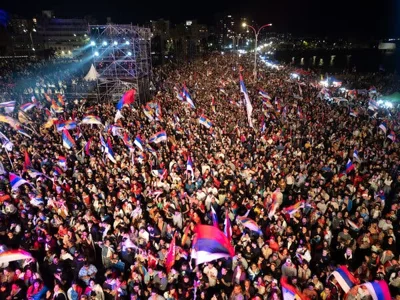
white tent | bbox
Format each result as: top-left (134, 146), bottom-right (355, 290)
top-left (84, 64), bottom-right (99, 81)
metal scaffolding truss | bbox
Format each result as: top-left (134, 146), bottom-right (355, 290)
top-left (89, 24), bottom-right (152, 105)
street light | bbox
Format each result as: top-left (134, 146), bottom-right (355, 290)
top-left (242, 22), bottom-right (272, 80)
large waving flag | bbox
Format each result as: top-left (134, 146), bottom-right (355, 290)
top-left (331, 266), bottom-right (359, 293)
top-left (116, 89), bottom-right (136, 110)
top-left (192, 225), bottom-right (235, 265)
top-left (198, 115), bottom-right (212, 129)
top-left (237, 215), bottom-right (262, 235)
top-left (362, 280), bottom-right (391, 300)
top-left (9, 173), bottom-right (31, 190)
top-left (239, 74), bottom-right (253, 127)
top-left (182, 85), bottom-right (195, 108)
top-left (281, 277), bottom-right (308, 300)
top-left (80, 115), bottom-right (103, 126)
top-left (149, 130), bottom-right (167, 144)
top-left (0, 131), bottom-right (13, 151)
top-left (56, 120), bottom-right (77, 132)
top-left (62, 129), bottom-right (76, 149)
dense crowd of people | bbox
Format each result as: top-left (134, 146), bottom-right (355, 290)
top-left (0, 52), bottom-right (399, 300)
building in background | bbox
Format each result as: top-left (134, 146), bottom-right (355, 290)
top-left (149, 19), bottom-right (171, 65)
top-left (169, 20), bottom-right (209, 62)
top-left (35, 11), bottom-right (89, 57)
top-left (7, 14), bottom-right (37, 56)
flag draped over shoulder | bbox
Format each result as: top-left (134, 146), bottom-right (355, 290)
top-left (192, 225), bottom-right (235, 265)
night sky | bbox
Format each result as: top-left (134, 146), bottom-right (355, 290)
top-left (1, 0), bottom-right (397, 38)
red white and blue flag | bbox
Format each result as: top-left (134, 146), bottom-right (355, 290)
top-left (182, 85), bottom-right (195, 109)
top-left (362, 280), bottom-right (391, 300)
top-left (134, 135), bottom-right (144, 151)
top-left (116, 89), bottom-right (136, 110)
top-left (224, 210), bottom-right (232, 240)
top-left (239, 74), bottom-right (253, 127)
top-left (237, 216), bottom-right (262, 235)
top-left (346, 159), bottom-right (355, 174)
top-left (62, 129), bottom-right (76, 149)
top-left (211, 206), bottom-right (218, 228)
top-left (149, 130), bottom-right (167, 144)
top-left (331, 266), bottom-right (359, 293)
top-left (192, 225), bottom-right (235, 265)
top-left (281, 277), bottom-right (308, 300)
top-left (9, 173), bottom-right (31, 190)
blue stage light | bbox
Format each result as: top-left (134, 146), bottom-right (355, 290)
top-left (90, 41), bottom-right (96, 46)
top-left (94, 51), bottom-right (99, 57)
top-left (102, 41), bottom-right (108, 46)
top-left (128, 51), bottom-right (132, 56)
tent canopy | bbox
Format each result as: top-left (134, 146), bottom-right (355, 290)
top-left (84, 64), bottom-right (99, 81)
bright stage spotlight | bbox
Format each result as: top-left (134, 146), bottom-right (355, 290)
top-left (102, 41), bottom-right (108, 46)
top-left (128, 51), bottom-right (132, 56)
top-left (94, 51), bottom-right (99, 57)
top-left (90, 41), bottom-right (96, 46)
top-left (113, 41), bottom-right (118, 45)
top-left (125, 41), bottom-right (130, 45)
